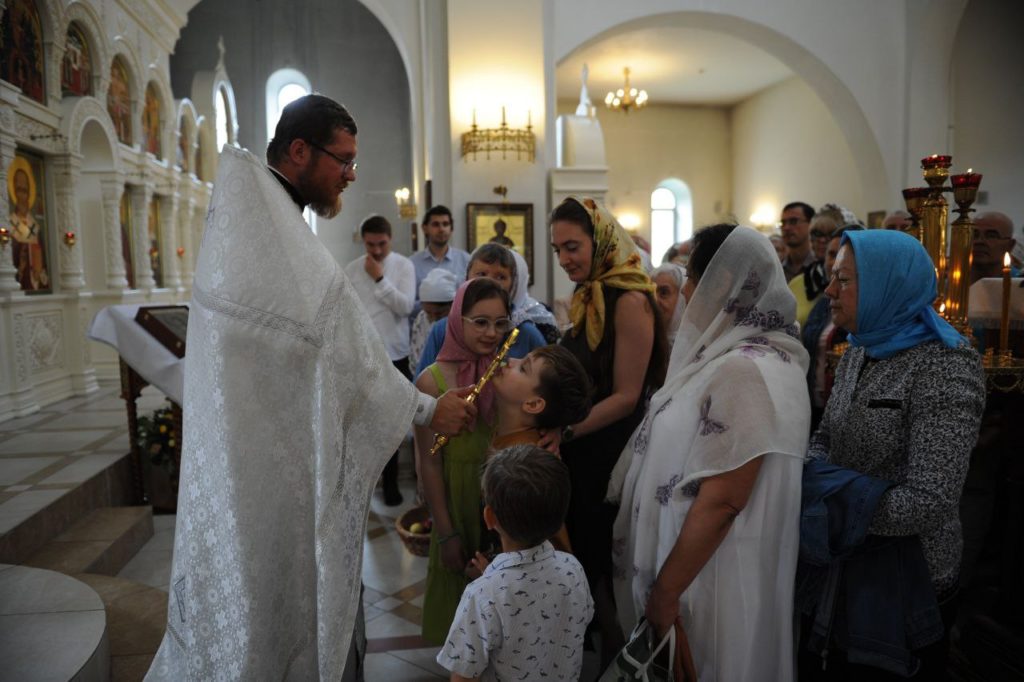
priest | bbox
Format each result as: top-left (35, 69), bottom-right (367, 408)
top-left (146, 95), bottom-right (476, 680)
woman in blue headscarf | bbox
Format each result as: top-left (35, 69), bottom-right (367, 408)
top-left (801, 230), bottom-right (985, 680)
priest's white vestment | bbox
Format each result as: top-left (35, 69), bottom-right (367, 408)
top-left (146, 145), bottom-right (418, 680)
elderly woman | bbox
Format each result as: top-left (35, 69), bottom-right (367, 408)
top-left (550, 196), bottom-right (668, 666)
top-left (799, 229), bottom-right (985, 680)
top-left (612, 224), bottom-right (810, 680)
top-left (651, 262), bottom-right (686, 346)
top-left (791, 204), bottom-right (859, 327)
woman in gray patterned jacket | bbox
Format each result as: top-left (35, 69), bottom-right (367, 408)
top-left (805, 229), bottom-right (985, 679)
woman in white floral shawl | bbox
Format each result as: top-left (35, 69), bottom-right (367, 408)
top-left (612, 224), bottom-right (811, 681)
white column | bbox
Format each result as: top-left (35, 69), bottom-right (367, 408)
top-left (99, 175), bottom-right (128, 289)
top-left (176, 177), bottom-right (196, 289)
top-left (130, 184), bottom-right (156, 289)
top-left (51, 154), bottom-right (87, 291)
top-left (159, 191), bottom-right (181, 289)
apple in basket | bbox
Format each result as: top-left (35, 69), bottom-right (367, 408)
top-left (409, 517), bottom-right (433, 535)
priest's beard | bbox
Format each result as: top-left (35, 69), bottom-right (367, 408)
top-left (311, 196), bottom-right (342, 220)
top-left (297, 167), bottom-right (343, 220)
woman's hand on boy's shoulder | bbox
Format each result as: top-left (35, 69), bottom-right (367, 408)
top-left (468, 551), bottom-right (491, 578)
top-left (536, 428), bottom-right (561, 455)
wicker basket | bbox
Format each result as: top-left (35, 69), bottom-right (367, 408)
top-left (396, 505), bottom-right (432, 557)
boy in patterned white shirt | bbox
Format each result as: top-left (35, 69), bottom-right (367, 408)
top-left (437, 445), bottom-right (594, 681)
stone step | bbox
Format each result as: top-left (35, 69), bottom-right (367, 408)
top-left (74, 573), bottom-right (168, 682)
top-left (0, 452), bottom-right (135, 566)
top-left (22, 506), bottom-right (154, 577)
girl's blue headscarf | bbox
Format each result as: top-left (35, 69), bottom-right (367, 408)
top-left (841, 230), bottom-right (967, 359)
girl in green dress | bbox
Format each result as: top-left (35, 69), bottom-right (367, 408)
top-left (414, 277), bottom-right (511, 643)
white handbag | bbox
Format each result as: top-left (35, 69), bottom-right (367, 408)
top-left (598, 619), bottom-right (677, 682)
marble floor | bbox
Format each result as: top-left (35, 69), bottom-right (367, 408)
top-left (0, 384), bottom-right (600, 680)
top-left (0, 384), bottom-right (166, 535)
top-left (121, 480), bottom-right (450, 681)
top-left (0, 383), bottom-right (446, 679)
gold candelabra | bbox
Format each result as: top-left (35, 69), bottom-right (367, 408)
top-left (461, 108), bottom-right (535, 162)
top-left (428, 327), bottom-right (520, 456)
top-left (903, 154), bottom-right (982, 336)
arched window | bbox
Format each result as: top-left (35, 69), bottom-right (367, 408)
top-left (650, 180), bottom-right (694, 266)
top-left (265, 69), bottom-right (314, 231)
top-left (266, 68), bottom-right (312, 143)
top-left (215, 87), bottom-right (230, 152)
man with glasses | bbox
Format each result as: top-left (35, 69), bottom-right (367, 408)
top-left (971, 211), bottom-right (1019, 283)
top-left (147, 94), bottom-right (477, 681)
top-left (780, 201), bottom-right (816, 282)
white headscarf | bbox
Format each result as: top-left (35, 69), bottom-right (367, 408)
top-left (650, 262), bottom-right (687, 345)
top-left (608, 226), bottom-right (810, 500)
top-left (510, 249), bottom-right (558, 330)
top-left (611, 227), bottom-right (812, 680)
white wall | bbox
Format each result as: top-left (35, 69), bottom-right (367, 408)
top-left (550, 0), bottom-right (970, 215)
top-left (171, 0), bottom-right (414, 265)
top-left (731, 77), bottom-right (865, 226)
top-left (556, 100), bottom-right (731, 242)
top-left (952, 0), bottom-right (1024, 230)
top-left (447, 0), bottom-right (552, 299)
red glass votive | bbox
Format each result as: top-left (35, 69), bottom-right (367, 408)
top-left (951, 172), bottom-right (982, 188)
top-left (921, 154), bottom-right (953, 168)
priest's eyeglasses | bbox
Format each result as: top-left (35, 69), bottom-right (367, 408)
top-left (462, 316), bottom-right (513, 334)
top-left (307, 141), bottom-right (358, 174)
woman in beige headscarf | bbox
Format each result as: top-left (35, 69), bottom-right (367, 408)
top-left (550, 196), bottom-right (668, 666)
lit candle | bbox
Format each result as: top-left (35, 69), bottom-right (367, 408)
top-left (1000, 251), bottom-right (1011, 353)
top-left (921, 154), bottom-right (952, 168)
top-left (951, 170), bottom-right (983, 188)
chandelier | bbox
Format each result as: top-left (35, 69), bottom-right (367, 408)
top-left (605, 67), bottom-right (648, 113)
top-left (461, 108), bottom-right (536, 162)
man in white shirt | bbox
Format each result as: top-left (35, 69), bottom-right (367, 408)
top-left (345, 214), bottom-right (416, 505)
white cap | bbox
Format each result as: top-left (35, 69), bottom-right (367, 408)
top-left (419, 268), bottom-right (458, 303)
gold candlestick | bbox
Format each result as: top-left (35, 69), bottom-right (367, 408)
top-left (946, 170), bottom-right (982, 334)
top-left (920, 156), bottom-right (951, 312)
top-left (428, 327), bottom-right (520, 456)
top-left (902, 187), bottom-right (929, 242)
top-left (1000, 252), bottom-right (1011, 354)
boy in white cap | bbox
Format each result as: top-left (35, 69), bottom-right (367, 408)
top-left (410, 268), bottom-right (458, 374)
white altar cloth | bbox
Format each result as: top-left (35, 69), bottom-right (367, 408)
top-left (87, 304), bottom-right (186, 404)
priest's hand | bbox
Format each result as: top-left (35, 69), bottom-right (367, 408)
top-left (431, 385), bottom-right (478, 435)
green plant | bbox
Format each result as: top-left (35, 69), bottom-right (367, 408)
top-left (136, 400), bottom-right (178, 480)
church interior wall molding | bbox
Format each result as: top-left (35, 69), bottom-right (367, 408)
top-left (0, 0), bottom-right (195, 419)
top-left (551, 3), bottom-right (893, 217)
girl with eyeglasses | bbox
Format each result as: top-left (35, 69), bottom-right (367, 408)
top-left (415, 243), bottom-right (547, 379)
top-left (415, 277), bottom-right (514, 644)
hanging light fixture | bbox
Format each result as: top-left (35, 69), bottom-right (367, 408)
top-left (605, 67), bottom-right (649, 113)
